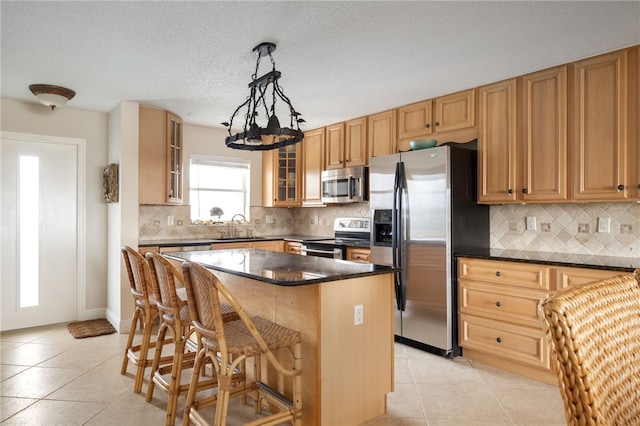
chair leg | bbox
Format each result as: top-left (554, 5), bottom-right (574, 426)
top-left (213, 374), bottom-right (232, 426)
top-left (293, 342), bottom-right (303, 426)
top-left (166, 337), bottom-right (185, 426)
top-left (182, 347), bottom-right (207, 426)
top-left (134, 310), bottom-right (155, 393)
top-left (146, 322), bottom-right (169, 402)
top-left (121, 307), bottom-right (142, 375)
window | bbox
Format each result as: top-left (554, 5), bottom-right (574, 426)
top-left (190, 155), bottom-right (250, 222)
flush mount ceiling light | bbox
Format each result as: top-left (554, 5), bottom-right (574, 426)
top-left (222, 42), bottom-right (305, 151)
top-left (29, 84), bottom-right (76, 110)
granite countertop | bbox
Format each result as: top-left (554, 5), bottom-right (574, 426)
top-left (164, 249), bottom-right (398, 286)
top-left (138, 235), bottom-right (330, 247)
top-left (458, 250), bottom-right (639, 273)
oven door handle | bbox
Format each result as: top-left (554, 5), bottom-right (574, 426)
top-left (301, 247), bottom-right (339, 255)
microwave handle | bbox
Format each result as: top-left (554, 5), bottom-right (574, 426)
top-left (348, 176), bottom-right (360, 200)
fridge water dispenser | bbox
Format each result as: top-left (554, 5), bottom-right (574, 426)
top-left (373, 209), bottom-right (393, 247)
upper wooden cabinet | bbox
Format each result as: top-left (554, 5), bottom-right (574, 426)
top-left (262, 144), bottom-right (301, 207)
top-left (368, 109), bottom-right (397, 159)
top-left (630, 46), bottom-right (640, 200)
top-left (397, 89), bottom-right (477, 151)
top-left (345, 116), bottom-right (368, 167)
top-left (325, 123), bottom-right (345, 170)
top-left (301, 128), bottom-right (325, 206)
top-left (572, 49), bottom-right (629, 201)
top-left (520, 65), bottom-right (568, 202)
top-left (139, 106), bottom-right (183, 205)
top-left (478, 79), bottom-right (518, 203)
top-left (325, 117), bottom-right (368, 170)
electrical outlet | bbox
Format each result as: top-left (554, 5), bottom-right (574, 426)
top-left (167, 215), bottom-right (174, 226)
top-left (597, 217), bottom-right (611, 233)
top-left (526, 216), bottom-right (536, 231)
top-left (265, 215), bottom-right (274, 224)
top-left (354, 304), bottom-right (363, 325)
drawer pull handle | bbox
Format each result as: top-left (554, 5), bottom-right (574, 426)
top-left (495, 301), bottom-right (502, 307)
top-left (496, 337), bottom-right (502, 343)
top-left (495, 271), bottom-right (501, 277)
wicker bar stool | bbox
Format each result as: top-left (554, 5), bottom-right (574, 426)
top-left (145, 252), bottom-right (240, 426)
top-left (181, 261), bottom-right (303, 426)
top-left (120, 246), bottom-right (170, 393)
top-left (540, 269), bottom-right (640, 425)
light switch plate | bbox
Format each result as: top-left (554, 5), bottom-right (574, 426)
top-left (354, 304), bottom-right (363, 325)
top-left (597, 217), bottom-right (611, 233)
top-left (526, 216), bottom-right (536, 231)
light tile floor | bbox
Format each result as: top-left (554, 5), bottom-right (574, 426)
top-left (1, 323), bottom-right (566, 425)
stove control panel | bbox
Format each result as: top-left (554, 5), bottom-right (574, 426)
top-left (334, 217), bottom-right (370, 232)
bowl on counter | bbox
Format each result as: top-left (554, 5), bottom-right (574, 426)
top-left (410, 139), bottom-right (437, 150)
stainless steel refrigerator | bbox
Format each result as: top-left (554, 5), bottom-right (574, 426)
top-left (369, 143), bottom-right (489, 357)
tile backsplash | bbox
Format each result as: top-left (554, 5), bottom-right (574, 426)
top-left (490, 203), bottom-right (639, 258)
top-left (139, 202), bottom-right (639, 259)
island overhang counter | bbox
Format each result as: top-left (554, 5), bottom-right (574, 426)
top-left (165, 249), bottom-right (399, 425)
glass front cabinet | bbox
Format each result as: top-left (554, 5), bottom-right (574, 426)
top-left (262, 144), bottom-right (301, 207)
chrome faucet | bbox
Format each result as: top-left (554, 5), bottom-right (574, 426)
top-left (230, 214), bottom-right (247, 238)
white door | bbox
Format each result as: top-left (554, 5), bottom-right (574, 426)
top-left (1, 135), bottom-right (79, 331)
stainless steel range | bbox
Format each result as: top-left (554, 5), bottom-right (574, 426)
top-left (300, 218), bottom-right (371, 259)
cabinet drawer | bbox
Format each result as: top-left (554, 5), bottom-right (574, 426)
top-left (554, 266), bottom-right (626, 290)
top-left (284, 242), bottom-right (302, 254)
top-left (459, 283), bottom-right (549, 327)
top-left (458, 258), bottom-right (551, 290)
top-left (459, 314), bottom-right (550, 369)
top-left (347, 247), bottom-right (370, 263)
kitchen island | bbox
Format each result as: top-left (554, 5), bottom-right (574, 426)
top-left (165, 249), bottom-right (399, 426)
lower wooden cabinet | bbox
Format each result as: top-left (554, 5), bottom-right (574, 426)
top-left (284, 241), bottom-right (302, 254)
top-left (210, 240), bottom-right (283, 252)
top-left (346, 247), bottom-right (370, 263)
top-left (457, 257), bottom-right (628, 384)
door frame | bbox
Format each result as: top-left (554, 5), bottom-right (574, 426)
top-left (1, 131), bottom-right (87, 324)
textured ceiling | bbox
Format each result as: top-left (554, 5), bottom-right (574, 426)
top-left (2, 1), bottom-right (639, 131)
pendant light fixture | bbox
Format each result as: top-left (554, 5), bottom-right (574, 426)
top-left (222, 42), bottom-right (305, 151)
top-left (29, 84), bottom-right (76, 110)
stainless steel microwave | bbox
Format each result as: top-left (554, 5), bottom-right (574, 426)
top-left (321, 166), bottom-right (369, 204)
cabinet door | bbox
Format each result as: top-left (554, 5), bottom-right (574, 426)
top-left (139, 106), bottom-right (166, 205)
top-left (325, 123), bottom-right (345, 170)
top-left (478, 79), bottom-right (518, 203)
top-left (345, 116), bottom-right (367, 166)
top-left (521, 66), bottom-right (568, 202)
top-left (166, 113), bottom-right (183, 204)
top-left (398, 100), bottom-right (432, 141)
top-left (262, 144), bottom-right (301, 207)
top-left (368, 109), bottom-right (397, 158)
top-left (629, 46), bottom-right (640, 200)
top-left (275, 144), bottom-right (301, 206)
top-left (301, 128), bottom-right (325, 206)
top-left (572, 50), bottom-right (628, 201)
top-left (435, 89), bottom-right (476, 133)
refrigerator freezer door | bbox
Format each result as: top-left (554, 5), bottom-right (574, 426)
top-left (369, 153), bottom-right (400, 267)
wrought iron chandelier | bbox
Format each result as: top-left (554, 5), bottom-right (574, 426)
top-left (222, 42), bottom-right (305, 151)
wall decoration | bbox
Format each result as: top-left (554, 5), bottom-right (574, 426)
top-left (102, 163), bottom-right (119, 203)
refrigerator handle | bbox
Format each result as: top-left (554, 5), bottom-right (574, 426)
top-left (393, 161), bottom-right (407, 311)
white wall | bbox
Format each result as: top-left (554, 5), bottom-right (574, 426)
top-left (106, 102), bottom-right (140, 331)
top-left (1, 98), bottom-right (109, 314)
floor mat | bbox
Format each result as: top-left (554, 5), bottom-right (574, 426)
top-left (67, 318), bottom-right (116, 339)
